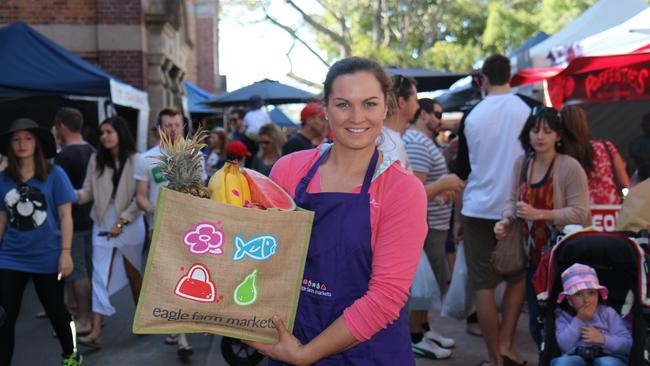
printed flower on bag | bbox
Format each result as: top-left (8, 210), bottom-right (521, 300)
top-left (183, 222), bottom-right (224, 255)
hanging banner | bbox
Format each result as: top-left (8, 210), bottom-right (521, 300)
top-left (548, 61), bottom-right (650, 107)
top-left (590, 204), bottom-right (622, 232)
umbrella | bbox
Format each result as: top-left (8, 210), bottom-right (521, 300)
top-left (269, 108), bottom-right (299, 128)
top-left (384, 67), bottom-right (468, 92)
top-left (203, 79), bottom-right (314, 107)
top-left (435, 75), bottom-right (482, 112)
top-left (183, 81), bottom-right (218, 114)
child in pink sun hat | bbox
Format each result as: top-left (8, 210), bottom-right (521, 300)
top-left (552, 263), bottom-right (632, 366)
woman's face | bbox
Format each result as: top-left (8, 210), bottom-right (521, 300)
top-left (100, 123), bottom-right (119, 152)
top-left (529, 120), bottom-right (560, 154)
top-left (326, 71), bottom-right (387, 151)
top-left (399, 86), bottom-right (419, 124)
top-left (258, 134), bottom-right (273, 154)
top-left (209, 131), bottom-right (220, 149)
top-left (11, 130), bottom-right (37, 160)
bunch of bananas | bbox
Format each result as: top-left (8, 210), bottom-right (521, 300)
top-left (207, 162), bottom-right (252, 207)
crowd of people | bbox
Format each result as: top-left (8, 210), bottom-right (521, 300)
top-left (0, 53), bottom-right (649, 366)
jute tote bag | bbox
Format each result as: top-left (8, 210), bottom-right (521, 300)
top-left (133, 188), bottom-right (314, 343)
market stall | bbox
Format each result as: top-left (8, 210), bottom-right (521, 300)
top-left (0, 22), bottom-right (149, 151)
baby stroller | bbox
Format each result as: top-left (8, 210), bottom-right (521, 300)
top-left (536, 229), bottom-right (650, 366)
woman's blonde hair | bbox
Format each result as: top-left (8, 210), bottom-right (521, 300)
top-left (258, 123), bottom-right (286, 157)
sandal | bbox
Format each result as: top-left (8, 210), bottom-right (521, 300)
top-left (164, 334), bottom-right (178, 345)
top-left (503, 355), bottom-right (527, 366)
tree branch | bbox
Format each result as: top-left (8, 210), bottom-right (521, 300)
top-left (284, 40), bottom-right (322, 90)
top-left (287, 71), bottom-right (322, 90)
top-left (372, 0), bottom-right (382, 45)
top-left (284, 0), bottom-right (351, 56)
top-left (264, 13), bottom-right (331, 68)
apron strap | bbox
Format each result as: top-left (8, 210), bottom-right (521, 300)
top-left (295, 146), bottom-right (379, 199)
top-left (360, 148), bottom-right (379, 195)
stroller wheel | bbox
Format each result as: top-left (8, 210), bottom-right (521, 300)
top-left (221, 336), bottom-right (265, 366)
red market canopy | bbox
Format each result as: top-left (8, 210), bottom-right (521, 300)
top-left (511, 51), bottom-right (650, 87)
top-left (511, 50), bottom-right (650, 107)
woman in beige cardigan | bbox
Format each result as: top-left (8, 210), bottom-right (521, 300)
top-left (495, 106), bottom-right (591, 350)
top-left (76, 116), bottom-right (145, 345)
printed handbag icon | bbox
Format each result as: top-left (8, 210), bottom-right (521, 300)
top-left (175, 264), bottom-right (216, 303)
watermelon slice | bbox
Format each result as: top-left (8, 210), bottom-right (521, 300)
top-left (242, 168), bottom-right (296, 211)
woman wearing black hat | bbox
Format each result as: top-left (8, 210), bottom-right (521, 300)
top-left (0, 118), bottom-right (80, 365)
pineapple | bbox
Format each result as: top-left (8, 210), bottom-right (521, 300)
top-left (156, 128), bottom-right (211, 199)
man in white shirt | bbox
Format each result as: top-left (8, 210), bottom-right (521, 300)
top-left (134, 107), bottom-right (205, 358)
top-left (454, 54), bottom-right (538, 366)
top-left (244, 95), bottom-right (271, 135)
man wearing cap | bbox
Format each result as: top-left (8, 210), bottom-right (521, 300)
top-left (244, 95), bottom-right (271, 136)
top-left (282, 102), bottom-right (327, 156)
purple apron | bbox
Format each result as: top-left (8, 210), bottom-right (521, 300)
top-left (269, 147), bottom-right (413, 365)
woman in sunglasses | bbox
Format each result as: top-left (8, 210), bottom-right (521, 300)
top-left (494, 106), bottom-right (591, 348)
top-left (252, 123), bottom-right (286, 176)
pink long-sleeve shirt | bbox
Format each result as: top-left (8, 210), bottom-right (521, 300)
top-left (270, 145), bottom-right (427, 341)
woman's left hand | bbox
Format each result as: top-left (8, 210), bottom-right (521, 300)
top-left (515, 201), bottom-right (540, 221)
top-left (58, 252), bottom-right (73, 278)
top-left (108, 221), bottom-right (124, 238)
top-left (244, 316), bottom-right (308, 365)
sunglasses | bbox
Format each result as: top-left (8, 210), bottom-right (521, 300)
top-left (258, 140), bottom-right (271, 145)
top-left (433, 111), bottom-right (443, 119)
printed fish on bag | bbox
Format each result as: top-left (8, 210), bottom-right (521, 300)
top-left (233, 234), bottom-right (278, 261)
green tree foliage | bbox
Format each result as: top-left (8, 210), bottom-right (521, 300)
top-left (243, 0), bottom-right (598, 74)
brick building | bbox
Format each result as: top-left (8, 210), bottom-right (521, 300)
top-left (0, 0), bottom-right (223, 138)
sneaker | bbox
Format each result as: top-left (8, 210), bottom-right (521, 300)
top-left (424, 329), bottom-right (455, 348)
top-left (411, 338), bottom-right (452, 359)
top-left (61, 352), bottom-right (82, 366)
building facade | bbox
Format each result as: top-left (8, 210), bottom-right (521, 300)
top-left (0, 0), bottom-right (223, 141)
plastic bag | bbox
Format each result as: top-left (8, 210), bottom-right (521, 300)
top-left (441, 242), bottom-right (475, 319)
top-left (410, 251), bottom-right (441, 310)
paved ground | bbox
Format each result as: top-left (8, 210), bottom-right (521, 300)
top-left (12, 281), bottom-right (538, 365)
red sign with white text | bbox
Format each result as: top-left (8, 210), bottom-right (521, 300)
top-left (590, 205), bottom-right (622, 232)
top-left (548, 61), bottom-right (650, 107)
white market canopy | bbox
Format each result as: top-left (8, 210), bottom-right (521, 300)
top-left (562, 7), bottom-right (650, 60)
top-left (529, 0), bottom-right (648, 67)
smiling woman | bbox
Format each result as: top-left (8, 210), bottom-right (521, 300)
top-left (245, 57), bottom-right (428, 365)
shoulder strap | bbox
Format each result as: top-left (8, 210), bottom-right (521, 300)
top-left (601, 140), bottom-right (623, 194)
top-left (514, 93), bottom-right (543, 110)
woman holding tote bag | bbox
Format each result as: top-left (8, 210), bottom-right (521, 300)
top-left (494, 106), bottom-right (591, 348)
top-left (76, 116), bottom-right (145, 345)
top-left (247, 57), bottom-right (428, 365)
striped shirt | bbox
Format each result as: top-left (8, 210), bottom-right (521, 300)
top-left (404, 129), bottom-right (451, 230)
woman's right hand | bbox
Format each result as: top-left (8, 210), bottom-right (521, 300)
top-left (494, 219), bottom-right (510, 240)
